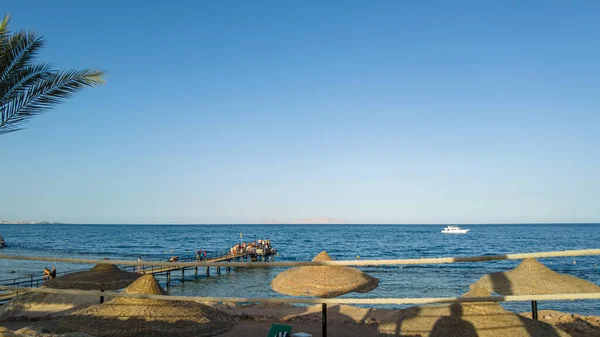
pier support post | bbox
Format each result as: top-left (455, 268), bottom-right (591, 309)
top-left (195, 266), bottom-right (198, 279)
top-left (181, 268), bottom-right (185, 283)
top-left (206, 267), bottom-right (210, 277)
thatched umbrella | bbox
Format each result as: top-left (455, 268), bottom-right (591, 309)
top-left (45, 263), bottom-right (140, 303)
top-left (54, 275), bottom-right (235, 337)
top-left (271, 251), bottom-right (379, 337)
top-left (472, 258), bottom-right (600, 319)
top-left (378, 286), bottom-right (570, 337)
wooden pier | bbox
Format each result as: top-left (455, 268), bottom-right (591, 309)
top-left (0, 245), bottom-right (277, 303)
top-left (137, 249), bottom-right (276, 285)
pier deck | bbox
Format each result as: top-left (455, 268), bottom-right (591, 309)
top-left (0, 245), bottom-right (276, 303)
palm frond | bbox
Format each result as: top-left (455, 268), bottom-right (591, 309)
top-left (0, 63), bottom-right (54, 124)
top-left (0, 30), bottom-right (45, 83)
top-left (0, 62), bottom-right (54, 103)
top-left (0, 14), bottom-right (10, 50)
top-left (0, 69), bottom-right (106, 135)
top-left (0, 13), bottom-right (106, 135)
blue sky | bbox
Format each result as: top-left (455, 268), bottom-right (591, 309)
top-left (1, 1), bottom-right (599, 224)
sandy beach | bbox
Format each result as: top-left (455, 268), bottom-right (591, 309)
top-left (1, 301), bottom-right (600, 337)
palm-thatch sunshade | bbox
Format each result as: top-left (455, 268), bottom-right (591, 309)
top-left (45, 263), bottom-right (140, 291)
top-left (54, 275), bottom-right (236, 337)
top-left (472, 258), bottom-right (600, 319)
top-left (271, 251), bottom-right (379, 337)
top-left (377, 286), bottom-right (570, 337)
top-left (271, 251), bottom-right (378, 298)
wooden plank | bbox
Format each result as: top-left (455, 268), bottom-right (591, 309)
top-left (0, 291), bottom-right (24, 302)
top-left (138, 252), bottom-right (253, 275)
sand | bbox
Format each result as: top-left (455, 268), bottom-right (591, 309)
top-left (1, 302), bottom-right (599, 336)
top-left (216, 303), bottom-right (394, 337)
top-left (0, 292), bottom-right (99, 321)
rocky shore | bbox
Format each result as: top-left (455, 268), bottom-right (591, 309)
top-left (521, 310), bottom-right (600, 337)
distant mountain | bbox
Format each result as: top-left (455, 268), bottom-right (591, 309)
top-left (262, 219), bottom-right (284, 224)
top-left (262, 217), bottom-right (350, 224)
top-left (294, 216), bottom-right (350, 224)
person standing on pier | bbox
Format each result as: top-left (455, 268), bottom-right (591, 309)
top-left (43, 267), bottom-right (51, 281)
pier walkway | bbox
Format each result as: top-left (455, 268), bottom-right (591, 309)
top-left (0, 245), bottom-right (276, 303)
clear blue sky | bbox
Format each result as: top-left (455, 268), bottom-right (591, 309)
top-left (1, 1), bottom-right (599, 224)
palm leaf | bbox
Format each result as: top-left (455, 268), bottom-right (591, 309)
top-left (0, 13), bottom-right (105, 135)
top-left (0, 14), bottom-right (10, 50)
top-left (1, 62), bottom-right (53, 97)
top-left (0, 31), bottom-right (45, 83)
top-left (0, 69), bottom-right (106, 135)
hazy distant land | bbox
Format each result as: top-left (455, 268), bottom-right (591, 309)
top-left (0, 221), bottom-right (62, 225)
top-left (262, 216), bottom-right (350, 224)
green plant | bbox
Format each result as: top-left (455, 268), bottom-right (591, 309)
top-left (0, 13), bottom-right (105, 135)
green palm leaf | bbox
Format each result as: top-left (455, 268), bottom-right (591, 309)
top-left (0, 13), bottom-right (105, 135)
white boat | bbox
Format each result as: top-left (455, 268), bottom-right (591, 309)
top-left (441, 226), bottom-right (470, 234)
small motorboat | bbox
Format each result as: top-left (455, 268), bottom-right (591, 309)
top-left (441, 226), bottom-right (470, 234)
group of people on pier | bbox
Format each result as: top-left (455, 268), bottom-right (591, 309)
top-left (195, 250), bottom-right (207, 261)
top-left (229, 239), bottom-right (275, 255)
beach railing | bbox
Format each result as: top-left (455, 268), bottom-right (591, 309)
top-left (1, 248), bottom-right (598, 268)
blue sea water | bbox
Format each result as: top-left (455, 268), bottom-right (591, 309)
top-left (0, 224), bottom-right (599, 315)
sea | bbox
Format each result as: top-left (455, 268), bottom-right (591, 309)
top-left (0, 224), bottom-right (599, 315)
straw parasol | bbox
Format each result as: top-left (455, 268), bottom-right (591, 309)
top-left (472, 258), bottom-right (600, 319)
top-left (271, 251), bottom-right (379, 337)
top-left (54, 275), bottom-right (236, 337)
top-left (45, 262), bottom-right (140, 291)
top-left (377, 286), bottom-right (570, 337)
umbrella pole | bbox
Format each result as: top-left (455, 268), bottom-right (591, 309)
top-left (322, 303), bottom-right (327, 337)
top-left (531, 300), bottom-right (538, 320)
top-left (100, 289), bottom-right (104, 304)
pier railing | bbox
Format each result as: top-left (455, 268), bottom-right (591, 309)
top-left (0, 248), bottom-right (599, 307)
top-left (0, 247), bottom-right (264, 292)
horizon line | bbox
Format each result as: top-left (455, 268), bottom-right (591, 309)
top-left (2, 222), bottom-right (600, 226)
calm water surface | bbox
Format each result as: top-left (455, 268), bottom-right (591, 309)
top-left (0, 224), bottom-right (599, 315)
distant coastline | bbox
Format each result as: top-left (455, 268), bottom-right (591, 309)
top-left (262, 216), bottom-right (351, 225)
top-left (0, 221), bottom-right (63, 225)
